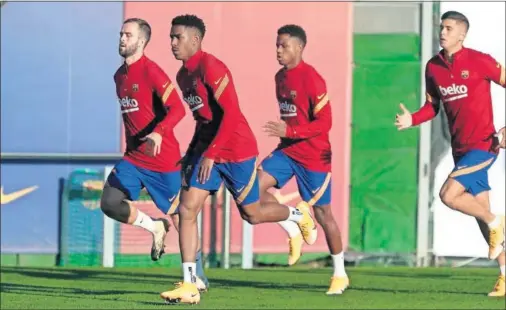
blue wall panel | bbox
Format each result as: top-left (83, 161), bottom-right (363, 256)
top-left (0, 162), bottom-right (114, 253)
top-left (1, 2), bottom-right (123, 154)
top-left (0, 2), bottom-right (124, 254)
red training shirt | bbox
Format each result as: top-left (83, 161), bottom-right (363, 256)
top-left (275, 61), bottom-right (332, 172)
top-left (176, 50), bottom-right (258, 163)
top-left (114, 55), bottom-right (185, 172)
top-left (412, 47), bottom-right (505, 157)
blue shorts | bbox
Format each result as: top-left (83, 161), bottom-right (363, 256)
top-left (260, 150), bottom-right (331, 207)
top-left (183, 155), bottom-right (260, 206)
top-left (450, 149), bottom-right (498, 196)
top-left (106, 160), bottom-right (181, 214)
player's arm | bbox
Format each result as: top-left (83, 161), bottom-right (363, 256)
top-left (408, 65), bottom-right (441, 127)
top-left (147, 62), bottom-right (186, 135)
top-left (285, 72), bottom-right (332, 139)
top-left (185, 122), bottom-right (202, 155)
top-left (201, 62), bottom-right (241, 160)
top-left (479, 53), bottom-right (506, 88)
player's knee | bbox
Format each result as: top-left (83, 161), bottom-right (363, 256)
top-left (100, 186), bottom-right (130, 221)
top-left (439, 188), bottom-right (457, 209)
top-left (178, 201), bottom-right (200, 221)
top-left (243, 214), bottom-right (262, 225)
top-left (239, 204), bottom-right (262, 225)
top-left (313, 205), bottom-right (333, 226)
top-left (100, 187), bottom-right (118, 213)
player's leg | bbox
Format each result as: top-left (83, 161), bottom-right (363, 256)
top-left (169, 212), bottom-right (209, 291)
top-left (140, 168), bottom-right (182, 262)
top-left (160, 155), bottom-right (221, 304)
top-left (220, 155), bottom-right (317, 244)
top-left (474, 192), bottom-right (505, 297)
top-left (258, 151), bottom-right (303, 265)
top-left (439, 150), bottom-right (505, 260)
top-left (100, 160), bottom-right (167, 237)
top-left (295, 168), bottom-right (349, 295)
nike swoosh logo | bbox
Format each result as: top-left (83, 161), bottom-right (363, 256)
top-left (214, 77), bottom-right (223, 85)
top-left (311, 187), bottom-right (320, 194)
top-left (168, 195), bottom-right (176, 202)
top-left (272, 190), bottom-right (300, 205)
top-left (162, 81), bottom-right (169, 88)
top-left (1, 186), bottom-right (39, 205)
top-left (317, 93), bottom-right (326, 100)
top-left (236, 186), bottom-right (245, 193)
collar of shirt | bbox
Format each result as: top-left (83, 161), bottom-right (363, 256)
top-left (184, 50), bottom-right (204, 73)
top-left (438, 46), bottom-right (467, 66)
top-left (123, 54), bottom-right (146, 74)
top-left (284, 60), bottom-right (305, 75)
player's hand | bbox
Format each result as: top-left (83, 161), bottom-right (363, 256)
top-left (263, 119), bottom-right (287, 138)
top-left (198, 157), bottom-right (214, 184)
top-left (140, 132), bottom-right (162, 157)
top-left (494, 127), bottom-right (506, 150)
top-left (394, 103), bottom-right (413, 131)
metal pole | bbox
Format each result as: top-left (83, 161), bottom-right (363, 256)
top-left (197, 209), bottom-right (203, 244)
top-left (208, 194), bottom-right (218, 268)
top-left (102, 166), bottom-right (115, 268)
top-left (416, 1), bottom-right (434, 268)
top-left (221, 189), bottom-right (231, 269)
top-left (241, 220), bottom-right (253, 269)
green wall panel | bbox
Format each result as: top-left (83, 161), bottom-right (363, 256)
top-left (349, 34), bottom-right (421, 253)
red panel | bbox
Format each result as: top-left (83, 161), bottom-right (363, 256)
top-left (122, 2), bottom-right (353, 254)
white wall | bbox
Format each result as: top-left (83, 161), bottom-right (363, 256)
top-left (433, 2), bottom-right (506, 257)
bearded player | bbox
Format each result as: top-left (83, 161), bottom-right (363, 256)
top-left (100, 18), bottom-right (208, 289)
top-left (259, 24), bottom-right (349, 295)
top-left (395, 11), bottom-right (506, 297)
top-left (160, 15), bottom-right (317, 304)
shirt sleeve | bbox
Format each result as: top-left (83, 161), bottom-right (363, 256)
top-left (201, 60), bottom-right (241, 160)
top-left (146, 62), bottom-right (186, 135)
top-left (478, 53), bottom-right (506, 88)
top-left (285, 70), bottom-right (332, 139)
top-left (411, 63), bottom-right (441, 126)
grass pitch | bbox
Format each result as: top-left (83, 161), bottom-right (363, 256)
top-left (1, 266), bottom-right (505, 309)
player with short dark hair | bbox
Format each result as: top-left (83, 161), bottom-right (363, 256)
top-left (259, 24), bottom-right (349, 295)
top-left (159, 15), bottom-right (317, 304)
top-left (395, 11), bottom-right (505, 297)
top-left (278, 24), bottom-right (307, 46)
top-left (441, 10), bottom-right (470, 31)
top-left (101, 18), bottom-right (208, 290)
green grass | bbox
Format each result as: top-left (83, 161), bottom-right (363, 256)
top-left (1, 266), bottom-right (504, 309)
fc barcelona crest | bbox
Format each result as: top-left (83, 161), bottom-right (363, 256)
top-left (290, 90), bottom-right (297, 99)
top-left (132, 84), bottom-right (139, 92)
top-left (461, 70), bottom-right (469, 79)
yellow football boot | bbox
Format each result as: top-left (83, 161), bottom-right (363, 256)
top-left (326, 276), bottom-right (350, 295)
top-left (488, 216), bottom-right (505, 260)
top-left (160, 282), bottom-right (200, 304)
top-left (288, 234), bottom-right (303, 266)
top-left (295, 201), bottom-right (317, 245)
top-left (488, 275), bottom-right (505, 297)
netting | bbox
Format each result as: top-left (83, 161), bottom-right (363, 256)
top-left (59, 168), bottom-right (172, 267)
top-left (59, 168), bottom-right (219, 268)
top-left (59, 169), bottom-right (107, 267)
